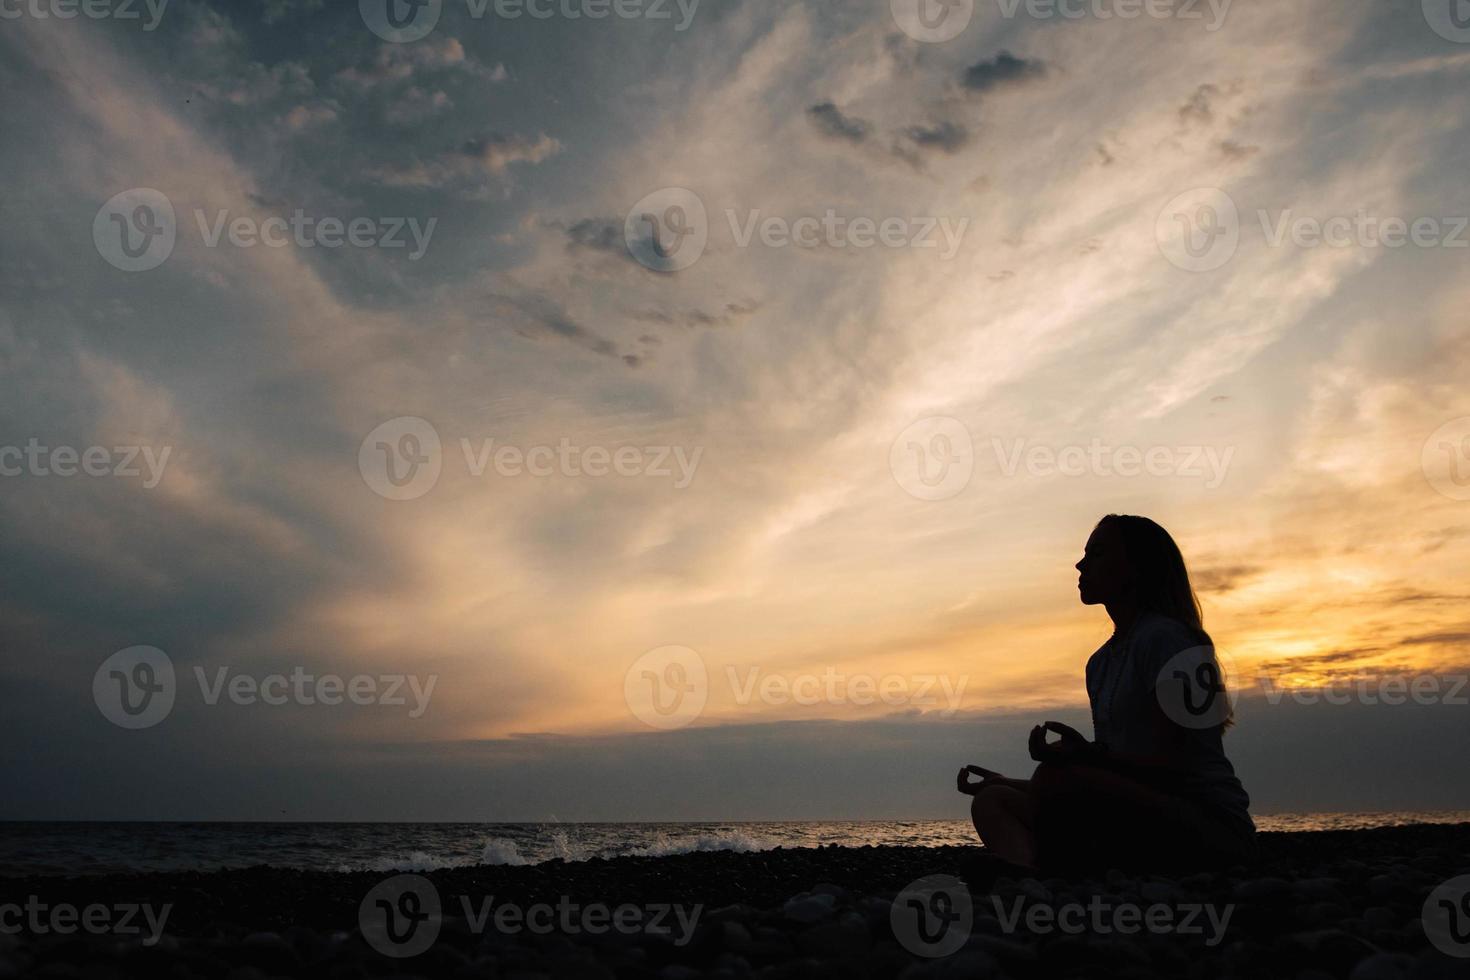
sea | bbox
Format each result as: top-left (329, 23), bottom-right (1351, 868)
top-left (3, 813), bottom-right (1468, 877)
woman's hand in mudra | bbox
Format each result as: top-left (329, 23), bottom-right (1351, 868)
top-left (956, 764), bottom-right (1006, 795)
top-left (1028, 720), bottom-right (1093, 763)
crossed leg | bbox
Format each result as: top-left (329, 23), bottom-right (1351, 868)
top-left (969, 780), bottom-right (1038, 868)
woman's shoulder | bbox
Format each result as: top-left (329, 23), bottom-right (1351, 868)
top-left (1131, 612), bottom-right (1209, 655)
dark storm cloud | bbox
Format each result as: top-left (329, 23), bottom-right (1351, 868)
top-left (9, 696), bottom-right (1470, 820)
top-left (960, 51), bottom-right (1047, 94)
top-left (807, 102), bottom-right (872, 143)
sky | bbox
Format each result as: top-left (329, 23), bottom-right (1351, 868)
top-left (2, 0), bottom-right (1469, 821)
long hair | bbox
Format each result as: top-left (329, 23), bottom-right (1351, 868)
top-left (1097, 514), bottom-right (1234, 728)
top-left (1096, 514), bottom-right (1207, 638)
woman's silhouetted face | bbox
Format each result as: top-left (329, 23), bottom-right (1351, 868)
top-left (1076, 522), bottom-right (1132, 607)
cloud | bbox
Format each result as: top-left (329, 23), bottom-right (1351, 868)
top-left (900, 120), bottom-right (970, 154)
top-left (635, 302), bottom-right (759, 329)
top-left (488, 291), bottom-right (632, 364)
top-left (807, 101), bottom-right (872, 143)
top-left (562, 217), bottom-right (625, 254)
top-left (960, 50), bottom-right (1047, 95)
top-left (283, 101), bottom-right (339, 130)
top-left (370, 132), bottom-right (562, 188)
top-left (383, 87), bottom-right (453, 125)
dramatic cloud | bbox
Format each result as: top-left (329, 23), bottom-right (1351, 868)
top-left (960, 50), bottom-right (1047, 94)
top-left (3, 0), bottom-right (1469, 821)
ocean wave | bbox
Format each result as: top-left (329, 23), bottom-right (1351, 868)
top-left (478, 838), bottom-right (531, 866)
top-left (622, 830), bottom-right (775, 859)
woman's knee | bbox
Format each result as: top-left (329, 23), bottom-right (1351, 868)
top-left (969, 783), bottom-right (1015, 820)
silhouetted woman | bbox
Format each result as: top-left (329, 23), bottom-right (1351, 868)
top-left (957, 515), bottom-right (1255, 874)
